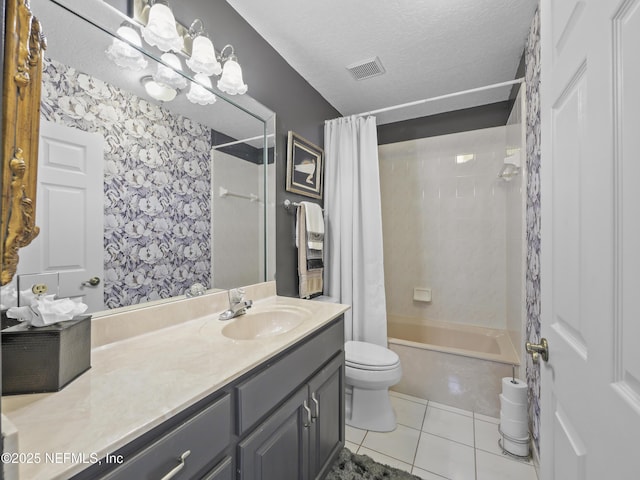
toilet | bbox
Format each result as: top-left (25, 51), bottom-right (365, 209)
top-left (344, 340), bottom-right (402, 432)
top-left (311, 295), bottom-right (402, 432)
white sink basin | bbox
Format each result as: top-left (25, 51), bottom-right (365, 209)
top-left (221, 305), bottom-right (310, 340)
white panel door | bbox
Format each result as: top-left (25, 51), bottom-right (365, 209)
top-left (539, 0), bottom-right (640, 478)
top-left (19, 120), bottom-right (104, 312)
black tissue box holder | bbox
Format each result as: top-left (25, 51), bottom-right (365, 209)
top-left (2, 315), bottom-right (91, 395)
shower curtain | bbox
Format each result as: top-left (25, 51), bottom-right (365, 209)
top-left (324, 115), bottom-right (387, 346)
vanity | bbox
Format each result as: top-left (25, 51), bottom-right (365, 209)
top-left (2, 282), bottom-right (349, 480)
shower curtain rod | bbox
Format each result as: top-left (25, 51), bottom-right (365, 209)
top-left (352, 77), bottom-right (525, 118)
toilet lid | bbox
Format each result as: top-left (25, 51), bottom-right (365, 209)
top-left (345, 341), bottom-right (400, 369)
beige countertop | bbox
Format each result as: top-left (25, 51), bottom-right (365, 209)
top-left (2, 282), bottom-right (349, 480)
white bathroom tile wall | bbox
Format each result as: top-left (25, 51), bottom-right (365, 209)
top-left (505, 88), bottom-right (527, 373)
top-left (212, 152), bottom-right (262, 288)
top-left (379, 126), bottom-right (509, 330)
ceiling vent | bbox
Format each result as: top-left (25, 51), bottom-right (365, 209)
top-left (346, 56), bottom-right (385, 81)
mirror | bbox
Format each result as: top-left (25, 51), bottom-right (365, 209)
top-left (1, 0), bottom-right (276, 315)
top-left (1, 0), bottom-right (47, 287)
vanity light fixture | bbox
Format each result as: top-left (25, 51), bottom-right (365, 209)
top-left (217, 45), bottom-right (248, 95)
top-left (125, 0), bottom-right (249, 101)
top-left (105, 22), bottom-right (148, 71)
top-left (153, 52), bottom-right (187, 90)
top-left (185, 19), bottom-right (222, 76)
top-left (186, 73), bottom-right (216, 105)
top-left (141, 75), bottom-right (177, 102)
top-left (141, 0), bottom-right (183, 52)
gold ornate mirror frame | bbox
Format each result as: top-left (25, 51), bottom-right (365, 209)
top-left (1, 0), bottom-right (46, 285)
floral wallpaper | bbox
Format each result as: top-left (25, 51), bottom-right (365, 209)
top-left (524, 8), bottom-right (542, 454)
top-left (41, 57), bottom-right (212, 309)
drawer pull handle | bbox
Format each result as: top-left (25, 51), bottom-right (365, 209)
top-left (311, 392), bottom-right (319, 422)
top-left (303, 400), bottom-right (312, 428)
top-left (160, 450), bottom-right (191, 480)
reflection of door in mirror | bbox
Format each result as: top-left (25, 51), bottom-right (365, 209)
top-left (17, 120), bottom-right (105, 313)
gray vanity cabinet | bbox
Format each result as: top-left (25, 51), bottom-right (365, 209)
top-left (72, 316), bottom-right (344, 480)
top-left (202, 457), bottom-right (234, 480)
top-left (238, 353), bottom-right (344, 480)
top-left (100, 394), bottom-right (232, 480)
top-left (237, 386), bottom-right (310, 479)
top-left (308, 354), bottom-right (345, 480)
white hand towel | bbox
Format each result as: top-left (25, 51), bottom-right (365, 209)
top-left (296, 203), bottom-right (323, 298)
top-left (300, 201), bottom-right (324, 250)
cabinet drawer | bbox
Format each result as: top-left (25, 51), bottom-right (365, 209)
top-left (202, 457), bottom-right (233, 480)
top-left (104, 394), bottom-right (231, 480)
top-left (236, 319), bottom-right (343, 435)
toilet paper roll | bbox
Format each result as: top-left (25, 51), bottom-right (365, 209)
top-left (501, 377), bottom-right (528, 404)
top-left (500, 415), bottom-right (529, 439)
top-left (499, 394), bottom-right (528, 421)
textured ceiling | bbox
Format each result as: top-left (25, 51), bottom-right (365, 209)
top-left (226, 0), bottom-right (538, 124)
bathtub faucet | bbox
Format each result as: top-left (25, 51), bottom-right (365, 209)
top-left (219, 288), bottom-right (253, 320)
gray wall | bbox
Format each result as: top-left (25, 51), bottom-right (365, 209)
top-left (377, 102), bottom-right (512, 145)
top-left (174, 1), bottom-right (340, 297)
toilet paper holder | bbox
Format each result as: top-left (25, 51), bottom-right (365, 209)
top-left (498, 426), bottom-right (530, 459)
top-left (526, 338), bottom-right (549, 363)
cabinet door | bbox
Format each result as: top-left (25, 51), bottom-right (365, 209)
top-left (308, 353), bottom-right (345, 480)
top-left (238, 386), bottom-right (310, 480)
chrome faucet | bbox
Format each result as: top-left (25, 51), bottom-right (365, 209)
top-left (219, 288), bottom-right (253, 320)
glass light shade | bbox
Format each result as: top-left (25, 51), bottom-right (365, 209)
top-left (105, 25), bottom-right (148, 71)
top-left (141, 3), bottom-right (184, 52)
top-left (153, 53), bottom-right (187, 90)
top-left (217, 58), bottom-right (248, 95)
top-left (186, 73), bottom-right (216, 105)
top-left (142, 77), bottom-right (177, 102)
top-left (186, 35), bottom-right (222, 75)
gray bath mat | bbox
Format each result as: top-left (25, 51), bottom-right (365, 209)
top-left (326, 448), bottom-right (422, 480)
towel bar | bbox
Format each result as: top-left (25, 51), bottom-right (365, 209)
top-left (283, 199), bottom-right (324, 212)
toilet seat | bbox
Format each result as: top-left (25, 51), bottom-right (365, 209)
top-left (345, 341), bottom-right (400, 371)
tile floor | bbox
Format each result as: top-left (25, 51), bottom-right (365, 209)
top-left (345, 391), bottom-right (538, 480)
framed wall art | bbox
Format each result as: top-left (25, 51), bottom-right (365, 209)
top-left (286, 131), bottom-right (324, 199)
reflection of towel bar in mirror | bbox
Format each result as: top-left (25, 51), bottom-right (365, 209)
top-left (212, 133), bottom-right (275, 150)
top-left (283, 199), bottom-right (324, 213)
top-left (219, 186), bottom-right (259, 202)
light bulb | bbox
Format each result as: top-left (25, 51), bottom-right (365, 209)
top-left (186, 35), bottom-right (222, 76)
top-left (142, 2), bottom-right (184, 52)
top-left (153, 53), bottom-right (187, 90)
top-left (142, 76), bottom-right (177, 102)
top-left (186, 73), bottom-right (216, 105)
top-left (105, 24), bottom-right (147, 71)
top-left (217, 58), bottom-right (247, 95)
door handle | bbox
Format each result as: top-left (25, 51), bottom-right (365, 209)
top-left (526, 338), bottom-right (549, 363)
top-left (81, 276), bottom-right (101, 287)
top-left (303, 400), bottom-right (312, 428)
top-left (311, 392), bottom-right (319, 422)
top-left (160, 450), bottom-right (191, 480)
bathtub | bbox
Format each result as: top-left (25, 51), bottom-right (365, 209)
top-left (387, 315), bottom-right (520, 417)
